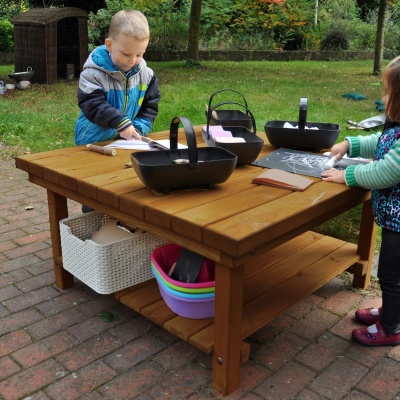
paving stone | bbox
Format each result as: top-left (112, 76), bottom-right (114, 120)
top-left (251, 332), bottom-right (309, 371)
top-left (0, 308), bottom-right (43, 336)
top-left (0, 358), bottom-right (66, 400)
top-left (12, 331), bottom-right (77, 368)
top-left (14, 270), bottom-right (56, 292)
top-left (153, 340), bottom-right (201, 371)
top-left (0, 253), bottom-right (42, 274)
top-left (321, 290), bottom-right (364, 316)
top-left (3, 286), bottom-right (60, 312)
top-left (0, 329), bottom-right (32, 357)
top-left (56, 332), bottom-right (123, 371)
top-left (285, 293), bottom-right (325, 320)
top-left (104, 334), bottom-right (167, 372)
top-left (26, 307), bottom-right (87, 340)
top-left (356, 357), bottom-right (400, 400)
top-left (308, 356), bottom-right (369, 399)
top-left (288, 308), bottom-right (341, 342)
top-left (147, 362), bottom-right (211, 399)
top-left (295, 332), bottom-right (350, 371)
top-left (0, 268), bottom-right (33, 287)
top-left (44, 360), bottom-right (117, 400)
top-left (0, 355), bottom-right (21, 380)
top-left (34, 289), bottom-right (92, 316)
top-left (253, 361), bottom-right (316, 399)
top-left (0, 284), bottom-right (23, 302)
top-left (98, 361), bottom-right (167, 399)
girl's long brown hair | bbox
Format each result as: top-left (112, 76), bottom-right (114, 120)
top-left (383, 56), bottom-right (400, 123)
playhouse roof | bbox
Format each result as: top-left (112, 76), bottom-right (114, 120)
top-left (11, 7), bottom-right (88, 26)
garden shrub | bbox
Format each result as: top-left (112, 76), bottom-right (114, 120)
top-left (320, 28), bottom-right (350, 51)
top-left (0, 19), bottom-right (14, 53)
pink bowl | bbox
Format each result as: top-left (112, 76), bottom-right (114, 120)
top-left (151, 244), bottom-right (215, 289)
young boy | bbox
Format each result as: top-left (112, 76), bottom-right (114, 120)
top-left (74, 10), bottom-right (160, 145)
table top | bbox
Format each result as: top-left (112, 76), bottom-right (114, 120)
top-left (15, 126), bottom-right (370, 267)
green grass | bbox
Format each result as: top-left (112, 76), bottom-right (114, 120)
top-left (0, 60), bottom-right (384, 247)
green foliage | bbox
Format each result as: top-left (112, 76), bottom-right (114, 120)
top-left (0, 20), bottom-right (14, 53)
top-left (320, 27), bottom-right (350, 51)
top-left (0, 0), bottom-right (29, 19)
top-left (200, 0), bottom-right (311, 50)
top-left (88, 0), bottom-right (189, 51)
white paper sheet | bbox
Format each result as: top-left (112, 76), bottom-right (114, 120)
top-left (105, 139), bottom-right (188, 151)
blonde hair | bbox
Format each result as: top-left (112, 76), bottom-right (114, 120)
top-left (383, 56), bottom-right (400, 122)
top-left (108, 10), bottom-right (150, 41)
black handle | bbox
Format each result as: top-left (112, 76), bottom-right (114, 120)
top-left (205, 101), bottom-right (257, 140)
top-left (207, 88), bottom-right (249, 120)
top-left (298, 97), bottom-right (308, 132)
top-left (169, 116), bottom-right (199, 168)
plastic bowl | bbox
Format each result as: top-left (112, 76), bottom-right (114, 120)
top-left (157, 280), bottom-right (215, 319)
top-left (151, 263), bottom-right (215, 294)
top-left (151, 244), bottom-right (215, 289)
top-left (152, 268), bottom-right (215, 299)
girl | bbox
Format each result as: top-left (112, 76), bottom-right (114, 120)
top-left (321, 56), bottom-right (400, 346)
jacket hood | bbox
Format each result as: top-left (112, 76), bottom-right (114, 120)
top-left (83, 45), bottom-right (146, 79)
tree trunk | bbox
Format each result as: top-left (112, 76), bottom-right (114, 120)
top-left (186, 0), bottom-right (202, 65)
top-left (373, 0), bottom-right (388, 75)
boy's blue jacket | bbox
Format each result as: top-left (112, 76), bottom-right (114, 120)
top-left (74, 45), bottom-right (160, 145)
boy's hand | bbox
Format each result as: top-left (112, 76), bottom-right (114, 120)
top-left (119, 126), bottom-right (142, 141)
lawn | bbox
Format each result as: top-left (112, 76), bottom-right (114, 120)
top-left (0, 59), bottom-right (385, 247)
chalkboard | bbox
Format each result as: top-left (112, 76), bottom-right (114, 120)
top-left (252, 148), bottom-right (370, 178)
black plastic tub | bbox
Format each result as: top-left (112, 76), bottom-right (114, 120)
top-left (203, 101), bottom-right (264, 165)
top-left (8, 67), bottom-right (35, 83)
top-left (131, 116), bottom-right (237, 194)
top-left (264, 98), bottom-right (340, 151)
top-left (205, 88), bottom-right (253, 129)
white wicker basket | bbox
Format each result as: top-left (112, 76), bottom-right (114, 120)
top-left (59, 211), bottom-right (168, 294)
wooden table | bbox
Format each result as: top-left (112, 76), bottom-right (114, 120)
top-left (15, 126), bottom-right (377, 395)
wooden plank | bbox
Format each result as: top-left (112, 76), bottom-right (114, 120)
top-left (243, 231), bottom-right (323, 278)
top-left (119, 281), bottom-right (162, 312)
top-left (189, 324), bottom-right (214, 353)
top-left (96, 179), bottom-right (144, 209)
top-left (55, 157), bottom-right (127, 191)
top-left (77, 168), bottom-right (135, 201)
top-left (353, 199), bottom-right (377, 289)
top-left (163, 315), bottom-right (214, 342)
top-left (243, 235), bottom-right (346, 303)
top-left (212, 263), bottom-right (244, 395)
top-left (203, 183), bottom-right (369, 257)
top-left (14, 146), bottom-right (84, 173)
top-left (143, 171), bottom-right (255, 231)
top-left (240, 242), bottom-right (360, 339)
top-left (173, 184), bottom-right (289, 242)
top-left (141, 299), bottom-right (177, 326)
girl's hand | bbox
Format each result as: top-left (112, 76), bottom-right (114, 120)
top-left (328, 140), bottom-right (349, 161)
top-left (321, 168), bottom-right (346, 183)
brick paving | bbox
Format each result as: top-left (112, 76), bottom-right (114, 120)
top-left (1, 157), bottom-right (399, 400)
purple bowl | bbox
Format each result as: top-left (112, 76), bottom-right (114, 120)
top-left (157, 280), bottom-right (214, 319)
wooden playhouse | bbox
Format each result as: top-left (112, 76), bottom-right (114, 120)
top-left (11, 7), bottom-right (88, 84)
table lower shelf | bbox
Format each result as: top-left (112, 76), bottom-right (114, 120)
top-left (111, 231), bottom-right (363, 354)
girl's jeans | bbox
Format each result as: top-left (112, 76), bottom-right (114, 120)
top-left (378, 228), bottom-right (400, 335)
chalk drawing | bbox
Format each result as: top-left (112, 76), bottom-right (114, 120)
top-left (252, 148), bottom-right (369, 178)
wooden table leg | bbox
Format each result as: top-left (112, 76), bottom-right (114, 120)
top-left (47, 190), bottom-right (74, 290)
top-left (212, 262), bottom-right (244, 395)
top-left (352, 198), bottom-right (377, 289)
